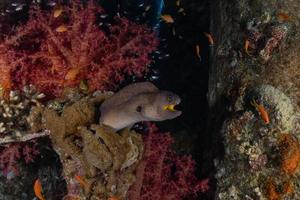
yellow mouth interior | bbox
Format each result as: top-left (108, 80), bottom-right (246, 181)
top-left (163, 104), bottom-right (176, 111)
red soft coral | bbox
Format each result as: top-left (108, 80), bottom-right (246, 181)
top-left (0, 0), bottom-right (158, 98)
top-left (127, 123), bottom-right (209, 200)
top-left (0, 141), bottom-right (39, 173)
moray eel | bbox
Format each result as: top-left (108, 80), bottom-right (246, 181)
top-left (99, 82), bottom-right (182, 131)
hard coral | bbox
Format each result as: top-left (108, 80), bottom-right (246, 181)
top-left (249, 84), bottom-right (295, 132)
top-left (0, 0), bottom-right (158, 98)
top-left (128, 123), bottom-right (209, 200)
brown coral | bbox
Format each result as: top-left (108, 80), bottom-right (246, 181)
top-left (278, 133), bottom-right (300, 175)
top-left (30, 93), bottom-right (143, 199)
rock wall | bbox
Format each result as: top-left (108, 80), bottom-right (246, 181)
top-left (209, 0), bottom-right (300, 199)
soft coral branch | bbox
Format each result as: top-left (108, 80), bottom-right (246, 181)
top-left (0, 0), bottom-right (158, 98)
top-left (0, 140), bottom-right (39, 173)
top-left (127, 123), bottom-right (209, 200)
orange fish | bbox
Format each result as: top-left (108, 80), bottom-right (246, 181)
top-left (251, 99), bottom-right (270, 124)
top-left (65, 68), bottom-right (81, 81)
top-left (203, 32), bottom-right (214, 45)
top-left (244, 39), bottom-right (252, 55)
top-left (278, 12), bottom-right (291, 22)
top-left (74, 175), bottom-right (88, 189)
top-left (161, 14), bottom-right (174, 23)
top-left (195, 45), bottom-right (201, 60)
top-left (53, 5), bottom-right (63, 18)
top-left (56, 25), bottom-right (68, 33)
top-left (34, 179), bottom-right (46, 200)
top-left (108, 197), bottom-right (120, 200)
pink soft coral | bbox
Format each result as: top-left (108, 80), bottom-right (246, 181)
top-left (128, 123), bottom-right (209, 200)
top-left (0, 141), bottom-right (39, 173)
top-left (0, 0), bottom-right (158, 98)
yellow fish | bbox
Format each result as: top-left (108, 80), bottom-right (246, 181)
top-left (56, 25), bottom-right (68, 33)
top-left (53, 5), bottom-right (63, 18)
top-left (34, 179), bottom-right (46, 200)
top-left (161, 14), bottom-right (174, 23)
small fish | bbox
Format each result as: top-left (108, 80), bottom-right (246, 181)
top-left (251, 99), bottom-right (270, 124)
top-left (203, 32), bottom-right (214, 46)
top-left (6, 171), bottom-right (15, 180)
top-left (195, 45), bottom-right (201, 60)
top-left (108, 197), bottom-right (120, 200)
top-left (65, 68), bottom-right (80, 80)
top-left (56, 25), bottom-right (68, 33)
top-left (244, 39), bottom-right (252, 56)
top-left (172, 27), bottom-right (176, 36)
top-left (53, 5), bottom-right (63, 18)
top-left (74, 175), bottom-right (88, 189)
top-left (161, 14), bottom-right (174, 23)
top-left (178, 8), bottom-right (185, 13)
top-left (145, 5), bottom-right (151, 11)
top-left (277, 12), bottom-right (291, 22)
top-left (34, 179), bottom-right (46, 200)
top-left (176, 0), bottom-right (180, 6)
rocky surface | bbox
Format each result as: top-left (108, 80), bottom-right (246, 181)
top-left (209, 0), bottom-right (300, 199)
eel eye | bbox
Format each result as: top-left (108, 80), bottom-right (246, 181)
top-left (167, 94), bottom-right (173, 102)
top-left (136, 105), bottom-right (142, 112)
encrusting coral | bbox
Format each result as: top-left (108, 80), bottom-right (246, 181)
top-left (216, 84), bottom-right (300, 200)
top-left (0, 0), bottom-right (158, 98)
top-left (278, 134), bottom-right (300, 175)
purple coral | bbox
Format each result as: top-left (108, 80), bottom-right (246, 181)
top-left (127, 123), bottom-right (209, 200)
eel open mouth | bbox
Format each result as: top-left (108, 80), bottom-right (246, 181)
top-left (163, 103), bottom-right (181, 112)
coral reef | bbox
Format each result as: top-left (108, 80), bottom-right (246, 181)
top-left (247, 23), bottom-right (288, 62)
top-left (215, 108), bottom-right (300, 200)
top-left (128, 123), bottom-right (209, 200)
top-left (0, 0), bottom-right (158, 98)
top-left (0, 85), bottom-right (46, 177)
top-left (248, 85), bottom-right (295, 132)
top-left (209, 0), bottom-right (300, 199)
top-left (0, 85), bottom-right (46, 143)
top-left (30, 92), bottom-right (144, 199)
top-left (0, 140), bottom-right (39, 174)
